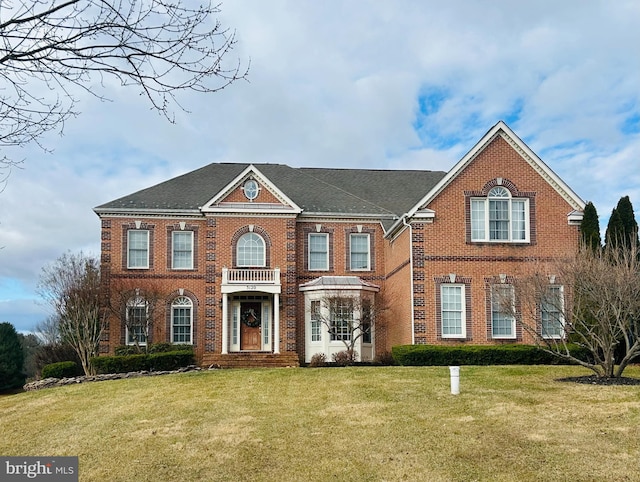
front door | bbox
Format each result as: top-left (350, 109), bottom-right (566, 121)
top-left (240, 301), bottom-right (262, 350)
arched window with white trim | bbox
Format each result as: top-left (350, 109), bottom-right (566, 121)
top-left (471, 186), bottom-right (529, 242)
top-left (236, 232), bottom-right (266, 267)
top-left (171, 296), bottom-right (193, 344)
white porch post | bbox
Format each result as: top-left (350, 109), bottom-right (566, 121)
top-left (273, 293), bottom-right (280, 354)
top-left (221, 293), bottom-right (228, 355)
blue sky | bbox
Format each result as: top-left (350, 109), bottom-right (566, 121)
top-left (0, 0), bottom-right (639, 333)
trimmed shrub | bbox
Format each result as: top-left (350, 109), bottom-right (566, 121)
top-left (92, 354), bottom-right (147, 374)
top-left (148, 342), bottom-right (177, 354)
top-left (332, 350), bottom-right (355, 366)
top-left (34, 343), bottom-right (82, 377)
top-left (373, 351), bottom-right (396, 366)
top-left (391, 344), bottom-right (591, 366)
top-left (91, 349), bottom-right (195, 374)
top-left (114, 345), bottom-right (141, 356)
top-left (114, 343), bottom-right (187, 356)
top-left (309, 353), bottom-right (327, 367)
top-left (41, 361), bottom-right (83, 379)
top-left (147, 350), bottom-right (195, 371)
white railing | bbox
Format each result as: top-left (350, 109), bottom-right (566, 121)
top-left (222, 267), bottom-right (281, 285)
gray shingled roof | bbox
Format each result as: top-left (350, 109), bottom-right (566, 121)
top-left (94, 162), bottom-right (447, 222)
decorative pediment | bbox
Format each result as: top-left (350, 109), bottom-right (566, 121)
top-left (200, 165), bottom-right (302, 215)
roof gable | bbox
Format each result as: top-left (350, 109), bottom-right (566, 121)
top-left (408, 121), bottom-right (585, 218)
top-left (201, 164), bottom-right (302, 215)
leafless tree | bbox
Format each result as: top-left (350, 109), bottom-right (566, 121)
top-left (312, 290), bottom-right (386, 363)
top-left (0, 0), bottom-right (248, 175)
top-left (505, 243), bottom-right (640, 378)
top-left (106, 277), bottom-right (165, 353)
top-left (34, 315), bottom-right (62, 345)
top-left (37, 251), bottom-right (107, 375)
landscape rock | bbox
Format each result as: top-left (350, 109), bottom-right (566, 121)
top-left (23, 365), bottom-right (204, 391)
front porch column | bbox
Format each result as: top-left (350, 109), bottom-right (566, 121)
top-left (273, 292), bottom-right (280, 354)
top-left (221, 293), bottom-right (228, 355)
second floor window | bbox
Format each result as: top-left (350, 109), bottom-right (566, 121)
top-left (350, 233), bottom-right (370, 271)
top-left (127, 230), bottom-right (149, 269)
top-left (471, 186), bottom-right (529, 243)
top-left (237, 232), bottom-right (265, 267)
top-left (172, 231), bottom-right (194, 269)
top-left (309, 233), bottom-right (329, 270)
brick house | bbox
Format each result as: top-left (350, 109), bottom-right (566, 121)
top-left (94, 121), bottom-right (584, 367)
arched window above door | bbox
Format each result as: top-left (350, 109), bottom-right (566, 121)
top-left (236, 232), bottom-right (266, 267)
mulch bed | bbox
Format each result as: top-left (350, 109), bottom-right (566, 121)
top-left (557, 375), bottom-right (640, 386)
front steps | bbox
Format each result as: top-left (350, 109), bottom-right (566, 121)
top-left (201, 352), bottom-right (300, 368)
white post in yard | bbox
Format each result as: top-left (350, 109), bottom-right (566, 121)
top-left (449, 366), bottom-right (460, 395)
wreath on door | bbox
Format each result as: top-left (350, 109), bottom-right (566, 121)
top-left (241, 308), bottom-right (261, 328)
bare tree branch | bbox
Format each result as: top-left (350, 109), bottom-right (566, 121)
top-left (37, 251), bottom-right (107, 375)
top-left (0, 0), bottom-right (248, 172)
top-left (105, 277), bottom-right (166, 353)
top-left (508, 242), bottom-right (640, 378)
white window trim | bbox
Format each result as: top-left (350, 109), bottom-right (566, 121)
top-left (440, 284), bottom-right (466, 339)
top-left (172, 231), bottom-right (194, 270)
top-left (127, 230), bottom-right (150, 269)
top-left (308, 233), bottom-right (329, 271)
top-left (491, 285), bottom-right (517, 339)
top-left (471, 191), bottom-right (530, 243)
top-left (541, 285), bottom-right (565, 339)
top-left (349, 233), bottom-right (371, 271)
top-left (171, 296), bottom-right (193, 344)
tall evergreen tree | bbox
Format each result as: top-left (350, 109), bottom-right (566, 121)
top-left (580, 201), bottom-right (601, 251)
top-left (605, 207), bottom-right (625, 250)
top-left (0, 322), bottom-right (26, 391)
top-left (615, 196), bottom-right (638, 249)
top-left (606, 196), bottom-right (638, 251)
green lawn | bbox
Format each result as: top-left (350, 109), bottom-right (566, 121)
top-left (1, 366), bottom-right (639, 481)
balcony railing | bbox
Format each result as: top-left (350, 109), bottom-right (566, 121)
top-left (222, 267), bottom-right (281, 285)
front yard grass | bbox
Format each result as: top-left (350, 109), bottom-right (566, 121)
top-left (1, 365), bottom-right (639, 481)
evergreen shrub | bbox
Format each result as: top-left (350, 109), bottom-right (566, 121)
top-left (0, 322), bottom-right (26, 391)
top-left (41, 361), bottom-right (83, 379)
top-left (92, 349), bottom-right (194, 374)
top-left (114, 342), bottom-right (186, 356)
top-left (391, 344), bottom-right (591, 366)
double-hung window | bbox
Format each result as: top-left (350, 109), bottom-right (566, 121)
top-left (172, 231), bottom-right (194, 269)
top-left (172, 296), bottom-right (193, 344)
top-left (127, 230), bottom-right (149, 268)
top-left (126, 302), bottom-right (147, 345)
top-left (441, 285), bottom-right (466, 338)
top-left (471, 187), bottom-right (529, 242)
top-left (350, 233), bottom-right (370, 271)
top-left (541, 285), bottom-right (564, 339)
top-left (491, 284), bottom-right (516, 339)
top-left (309, 233), bottom-right (329, 271)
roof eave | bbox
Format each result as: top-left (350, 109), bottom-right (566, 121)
top-left (94, 207), bottom-right (202, 216)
